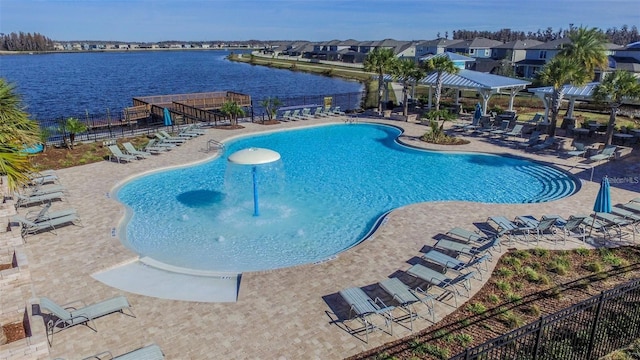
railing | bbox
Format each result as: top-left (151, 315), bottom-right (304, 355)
top-left (450, 277), bottom-right (640, 360)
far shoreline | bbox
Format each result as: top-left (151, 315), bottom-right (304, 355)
top-left (0, 47), bottom-right (254, 56)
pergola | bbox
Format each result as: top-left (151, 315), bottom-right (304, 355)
top-left (528, 82), bottom-right (600, 121)
top-left (417, 69), bottom-right (532, 115)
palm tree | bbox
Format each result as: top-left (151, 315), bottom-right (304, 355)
top-left (0, 79), bottom-right (40, 190)
top-left (537, 26), bottom-right (608, 137)
top-left (61, 117), bottom-right (88, 149)
top-left (422, 55), bottom-right (459, 112)
top-left (220, 101), bottom-right (245, 126)
top-left (259, 97), bottom-right (283, 121)
top-left (559, 27), bottom-right (608, 74)
top-left (363, 48), bottom-right (397, 114)
top-left (391, 59), bottom-right (425, 118)
top-left (592, 70), bottom-right (640, 145)
top-left (537, 56), bottom-right (589, 137)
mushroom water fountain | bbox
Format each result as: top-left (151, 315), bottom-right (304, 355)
top-left (227, 147), bottom-right (281, 216)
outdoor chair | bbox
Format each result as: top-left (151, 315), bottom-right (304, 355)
top-left (330, 106), bottom-right (346, 116)
top-left (26, 183), bottom-right (67, 197)
top-left (594, 212), bottom-right (636, 241)
top-left (154, 132), bottom-right (186, 145)
top-left (406, 264), bottom-right (476, 307)
top-left (13, 212), bottom-right (80, 238)
top-left (279, 110), bottom-right (292, 121)
top-left (543, 215), bottom-right (587, 243)
top-left (82, 343), bottom-right (164, 360)
top-left (526, 136), bottom-right (556, 152)
top-left (433, 237), bottom-right (501, 260)
top-left (39, 295), bottom-right (136, 346)
top-left (516, 131), bottom-right (542, 148)
top-left (158, 130), bottom-right (189, 143)
top-left (299, 108), bottom-right (314, 119)
top-left (565, 142), bottom-right (587, 158)
top-left (314, 106), bottom-right (329, 117)
top-left (123, 142), bottom-right (152, 159)
top-left (181, 124), bottom-right (206, 135)
top-left (488, 216), bottom-right (530, 242)
top-left (612, 206), bottom-right (640, 223)
top-left (108, 145), bottom-right (137, 163)
top-left (622, 201), bottom-right (640, 214)
top-left (144, 139), bottom-right (172, 153)
top-left (525, 113), bottom-right (543, 124)
top-left (445, 227), bottom-right (491, 243)
top-left (378, 278), bottom-right (435, 330)
top-left (489, 120), bottom-right (511, 136)
top-left (515, 215), bottom-right (558, 244)
top-left (589, 145), bottom-right (617, 163)
top-left (289, 109), bottom-right (302, 120)
top-left (421, 249), bottom-right (490, 279)
top-left (338, 286), bottom-right (395, 343)
top-left (25, 201), bottom-right (78, 223)
top-left (503, 124), bottom-right (524, 139)
top-left (15, 191), bottom-right (65, 208)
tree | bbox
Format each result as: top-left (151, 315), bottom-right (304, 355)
top-left (537, 56), bottom-right (589, 137)
top-left (259, 97), bottom-right (283, 121)
top-left (422, 55), bottom-right (459, 114)
top-left (0, 78), bottom-right (40, 190)
top-left (537, 26), bottom-right (607, 137)
top-left (220, 101), bottom-right (245, 126)
top-left (592, 70), bottom-right (640, 146)
top-left (390, 59), bottom-right (425, 118)
top-left (60, 117), bottom-right (87, 149)
top-left (363, 48), bottom-right (397, 114)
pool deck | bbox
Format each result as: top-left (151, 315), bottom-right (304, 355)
top-left (1, 116), bottom-right (639, 359)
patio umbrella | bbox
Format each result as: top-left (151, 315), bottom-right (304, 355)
top-left (163, 107), bottom-right (172, 126)
top-left (589, 175), bottom-right (611, 237)
top-left (473, 102), bottom-right (482, 122)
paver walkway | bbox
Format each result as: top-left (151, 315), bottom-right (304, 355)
top-left (2, 116), bottom-right (639, 359)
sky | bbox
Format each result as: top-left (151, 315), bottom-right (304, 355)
top-left (1, 0), bottom-right (638, 42)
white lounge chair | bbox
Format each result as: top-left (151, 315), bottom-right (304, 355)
top-left (123, 142), bottom-right (152, 159)
top-left (378, 278), bottom-right (435, 331)
top-left (15, 191), bottom-right (64, 208)
top-left (406, 264), bottom-right (476, 307)
top-left (82, 344), bottom-right (164, 360)
top-left (13, 212), bottom-right (80, 237)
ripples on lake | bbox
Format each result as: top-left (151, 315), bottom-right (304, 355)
top-left (0, 50), bottom-right (363, 120)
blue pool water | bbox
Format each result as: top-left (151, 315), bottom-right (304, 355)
top-left (116, 123), bottom-right (578, 272)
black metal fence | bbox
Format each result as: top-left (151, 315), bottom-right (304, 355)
top-left (450, 277), bottom-right (640, 360)
top-left (36, 91), bottom-right (365, 146)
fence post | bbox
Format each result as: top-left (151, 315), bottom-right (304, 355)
top-left (531, 316), bottom-right (545, 360)
top-left (463, 347), bottom-right (469, 360)
top-left (586, 291), bottom-right (606, 359)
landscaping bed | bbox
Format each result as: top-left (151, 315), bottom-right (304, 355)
top-left (350, 246), bottom-right (640, 360)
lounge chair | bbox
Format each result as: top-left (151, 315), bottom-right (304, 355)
top-left (590, 145), bottom-right (617, 163)
top-left (108, 145), bottom-right (137, 163)
top-left (39, 295), bottom-right (135, 346)
top-left (29, 173), bottom-right (58, 186)
top-left (487, 216), bottom-right (529, 241)
top-left (565, 142), bottom-right (587, 158)
top-left (27, 183), bottom-right (67, 197)
top-left (339, 287), bottom-right (395, 343)
top-left (445, 227), bottom-right (490, 243)
top-left (158, 130), bottom-right (188, 143)
top-left (314, 106), bottom-right (329, 117)
top-left (503, 124), bottom-right (524, 139)
top-left (577, 213), bottom-right (623, 241)
top-left (543, 215), bottom-right (587, 243)
top-left (594, 212), bottom-right (636, 241)
top-left (279, 110), bottom-right (292, 121)
top-left (406, 264), bottom-right (476, 307)
top-left (299, 108), bottom-right (314, 120)
top-left (25, 202), bottom-right (78, 223)
top-left (289, 109), bottom-right (302, 120)
top-left (525, 113), bottom-right (543, 124)
top-left (516, 131), bottom-right (542, 148)
top-left (526, 136), bottom-right (556, 152)
top-left (515, 215), bottom-right (558, 243)
top-left (123, 142), bottom-right (152, 159)
top-left (13, 212), bottom-right (80, 237)
top-left (612, 206), bottom-right (640, 222)
top-left (155, 132), bottom-right (186, 145)
top-left (378, 278), bottom-right (435, 330)
top-left (433, 237), bottom-right (501, 260)
top-left (15, 191), bottom-right (65, 208)
top-left (82, 344), bottom-right (164, 360)
top-left (181, 124), bottom-right (206, 135)
top-left (330, 106), bottom-right (346, 116)
top-left (458, 115), bottom-right (481, 131)
top-left (489, 120), bottom-right (511, 136)
top-left (422, 249), bottom-right (490, 278)
top-left (622, 201), bottom-right (640, 214)
top-left (144, 139), bottom-right (172, 153)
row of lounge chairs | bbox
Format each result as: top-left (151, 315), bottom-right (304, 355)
top-left (11, 170), bottom-right (82, 238)
top-left (335, 199), bottom-right (640, 342)
top-left (107, 126), bottom-right (206, 163)
top-left (37, 295), bottom-right (163, 358)
top-left (280, 106), bottom-right (345, 121)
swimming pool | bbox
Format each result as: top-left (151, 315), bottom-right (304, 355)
top-left (116, 123), bottom-right (578, 272)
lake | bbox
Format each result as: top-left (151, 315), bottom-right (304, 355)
top-left (0, 50), bottom-right (364, 121)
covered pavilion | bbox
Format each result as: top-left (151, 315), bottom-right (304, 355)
top-left (382, 69), bottom-right (531, 115)
top-left (528, 82), bottom-right (600, 122)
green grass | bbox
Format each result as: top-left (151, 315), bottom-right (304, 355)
top-left (495, 280), bottom-right (511, 292)
top-left (496, 267), bottom-right (514, 277)
top-left (467, 302), bottom-right (488, 315)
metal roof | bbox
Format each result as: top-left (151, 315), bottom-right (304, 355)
top-left (528, 82), bottom-right (600, 99)
top-left (418, 69), bottom-right (531, 91)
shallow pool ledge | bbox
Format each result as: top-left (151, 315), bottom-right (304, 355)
top-left (92, 257), bottom-right (241, 303)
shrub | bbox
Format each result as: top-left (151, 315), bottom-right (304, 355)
top-left (602, 253), bottom-right (628, 267)
top-left (522, 304), bottom-right (541, 317)
top-left (467, 302), bottom-right (487, 315)
top-left (487, 293), bottom-right (500, 304)
top-left (513, 250), bottom-right (531, 259)
top-left (547, 257), bottom-right (570, 275)
top-left (499, 311), bottom-right (525, 329)
top-left (496, 267), bottom-right (514, 277)
top-left (495, 280), bottom-right (511, 292)
top-left (574, 248), bottom-right (590, 256)
top-left (532, 247), bottom-right (549, 257)
top-left (585, 261), bottom-right (603, 272)
top-left (454, 333), bottom-right (474, 347)
top-left (523, 266), bottom-right (540, 282)
top-left (506, 292), bottom-right (523, 303)
top-left (502, 256), bottom-right (522, 268)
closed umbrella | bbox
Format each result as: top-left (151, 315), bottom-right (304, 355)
top-left (163, 108), bottom-right (172, 126)
top-left (590, 176), bottom-right (611, 237)
top-left (473, 102), bottom-right (482, 122)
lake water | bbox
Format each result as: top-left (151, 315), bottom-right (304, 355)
top-left (0, 50), bottom-right (363, 120)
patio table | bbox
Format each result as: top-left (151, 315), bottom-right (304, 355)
top-left (613, 133), bottom-right (635, 146)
